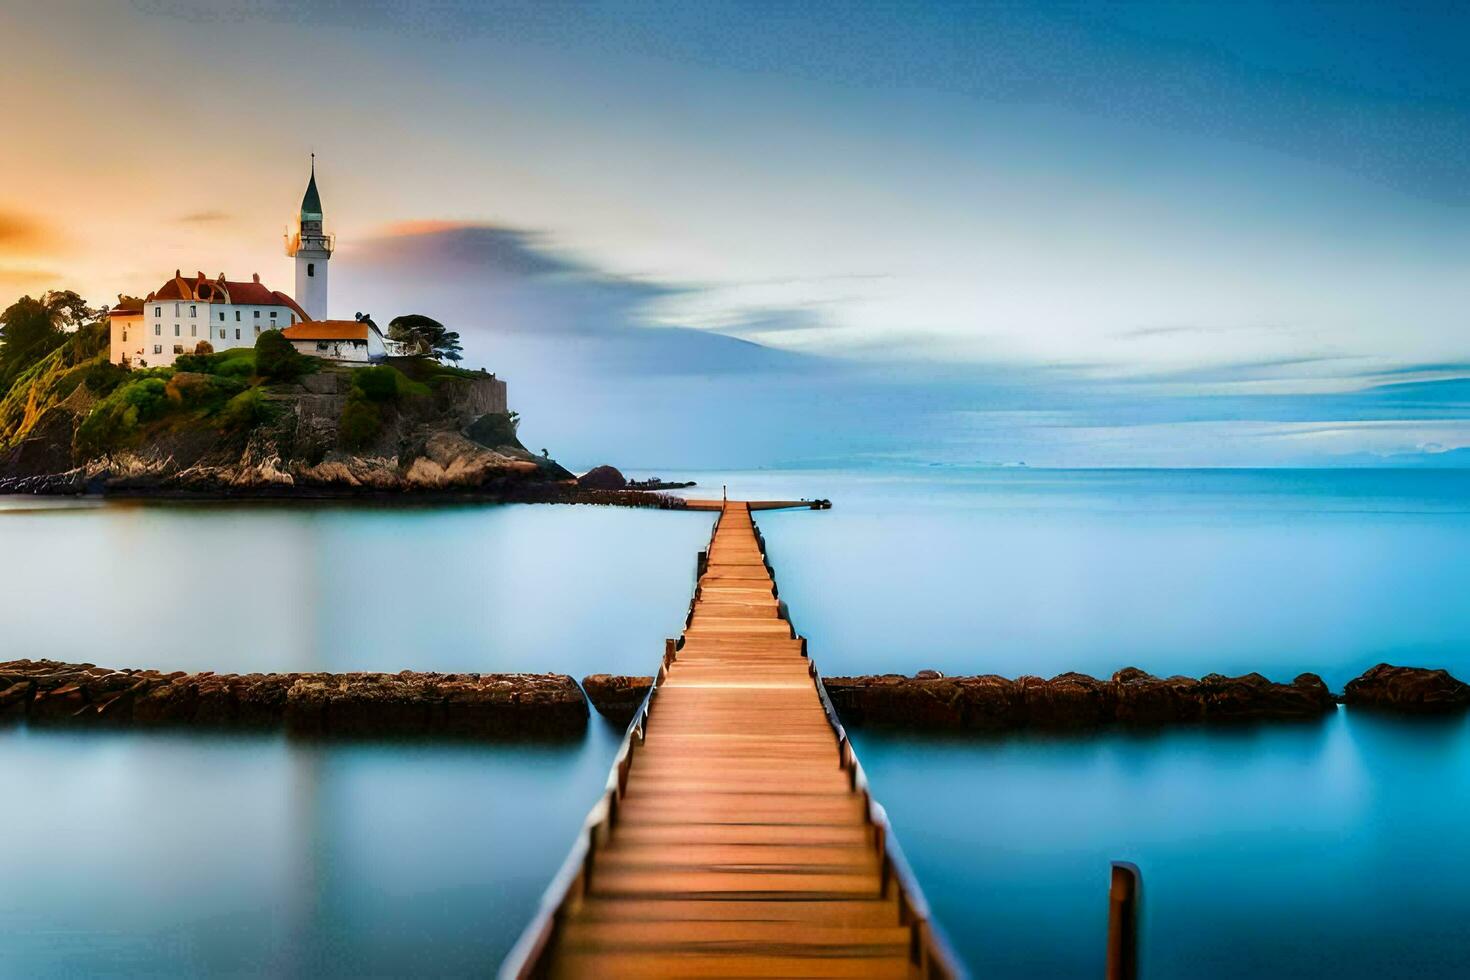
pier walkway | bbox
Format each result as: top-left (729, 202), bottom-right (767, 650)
top-left (503, 501), bottom-right (956, 978)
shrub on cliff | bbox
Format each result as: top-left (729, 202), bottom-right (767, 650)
top-left (353, 365), bottom-right (400, 402)
top-left (339, 394), bottom-right (382, 450)
top-left (84, 360), bottom-right (127, 395)
top-left (219, 388), bottom-right (271, 430)
top-left (75, 376), bottom-right (171, 452)
top-left (254, 329), bottom-right (311, 382)
top-left (173, 347), bottom-right (255, 378)
top-left (164, 371), bottom-right (246, 409)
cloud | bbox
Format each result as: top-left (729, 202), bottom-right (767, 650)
top-left (0, 267), bottom-right (62, 294)
top-left (0, 210), bottom-right (62, 256)
top-left (328, 219), bottom-right (1470, 469)
top-left (177, 210), bottom-right (232, 224)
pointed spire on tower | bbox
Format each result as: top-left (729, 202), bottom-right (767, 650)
top-left (300, 154), bottom-right (323, 221)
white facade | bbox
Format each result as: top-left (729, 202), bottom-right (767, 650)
top-left (285, 160), bottom-right (332, 320)
top-left (113, 277), bottom-right (305, 368)
top-left (110, 162), bottom-right (350, 369)
top-left (291, 239), bottom-right (331, 321)
top-left (288, 337), bottom-right (370, 363)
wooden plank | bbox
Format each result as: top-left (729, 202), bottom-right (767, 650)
top-left (534, 501), bottom-right (930, 979)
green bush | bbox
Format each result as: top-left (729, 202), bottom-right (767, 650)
top-left (254, 329), bottom-right (311, 381)
top-left (164, 371), bottom-right (245, 408)
top-left (53, 364), bottom-right (91, 400)
top-left (339, 394), bottom-right (382, 449)
top-left (75, 376), bottom-right (170, 452)
top-left (215, 355), bottom-right (254, 378)
top-left (219, 388), bottom-right (271, 429)
top-left (353, 365), bottom-right (400, 402)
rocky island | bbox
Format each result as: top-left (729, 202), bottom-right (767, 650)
top-left (0, 312), bottom-right (648, 502)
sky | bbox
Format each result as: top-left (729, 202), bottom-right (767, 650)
top-left (1, 0), bottom-right (1467, 468)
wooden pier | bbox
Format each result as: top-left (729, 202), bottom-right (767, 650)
top-left (501, 501), bottom-right (958, 979)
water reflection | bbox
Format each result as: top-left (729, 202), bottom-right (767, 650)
top-left (0, 501), bottom-right (713, 674)
top-left (855, 710), bottom-right (1470, 979)
top-left (0, 724), bottom-right (621, 977)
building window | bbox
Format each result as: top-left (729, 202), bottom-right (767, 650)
top-left (253, 311), bottom-right (260, 319)
top-left (219, 329), bottom-right (226, 339)
top-left (235, 328), bottom-right (241, 340)
top-left (190, 305), bottom-right (197, 318)
top-left (270, 310), bottom-right (278, 319)
top-left (235, 311), bottom-right (241, 321)
top-left (154, 345), bottom-right (163, 355)
top-left (218, 312), bottom-right (225, 321)
top-left (174, 303), bottom-right (180, 316)
top-left (174, 324), bottom-right (180, 336)
top-left (254, 325), bottom-right (261, 335)
top-left (317, 342), bottom-right (329, 351)
top-left (173, 345), bottom-right (184, 355)
top-left (307, 263), bottom-right (315, 277)
top-left (154, 306), bottom-right (161, 317)
top-left (191, 324), bottom-right (197, 337)
top-left (122, 330), bottom-right (128, 342)
top-left (154, 324), bottom-right (161, 336)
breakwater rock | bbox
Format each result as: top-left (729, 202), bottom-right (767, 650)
top-left (1342, 663), bottom-right (1470, 713)
top-left (578, 669), bottom-right (1339, 730)
top-left (582, 674), bottom-right (654, 725)
top-left (0, 660), bottom-right (587, 737)
top-left (823, 668), bottom-right (1336, 730)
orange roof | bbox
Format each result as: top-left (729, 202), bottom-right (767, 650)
top-left (282, 320), bottom-right (368, 341)
top-left (110, 297), bottom-right (144, 317)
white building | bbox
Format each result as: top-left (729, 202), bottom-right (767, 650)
top-left (284, 156), bottom-right (333, 320)
top-left (282, 318), bottom-right (392, 363)
top-left (113, 271), bottom-right (310, 371)
top-left (111, 163), bottom-right (334, 369)
top-left (111, 271), bottom-right (309, 368)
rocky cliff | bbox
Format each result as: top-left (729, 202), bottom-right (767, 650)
top-left (0, 354), bottom-right (575, 498)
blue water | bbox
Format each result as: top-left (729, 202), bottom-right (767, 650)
top-left (0, 725), bottom-right (619, 978)
top-left (856, 711), bottom-right (1470, 978)
top-left (3, 468), bottom-right (1470, 977)
top-left (679, 467), bottom-right (1470, 687)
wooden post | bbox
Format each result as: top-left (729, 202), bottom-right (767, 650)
top-left (1106, 861), bottom-right (1141, 980)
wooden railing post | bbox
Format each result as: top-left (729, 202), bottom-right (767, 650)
top-left (1106, 861), bottom-right (1141, 980)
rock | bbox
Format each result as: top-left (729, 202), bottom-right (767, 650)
top-left (914, 669), bottom-right (944, 680)
top-left (578, 465), bottom-right (627, 491)
top-left (1019, 672), bottom-right (1115, 728)
top-left (1111, 668), bottom-right (1203, 725)
top-left (0, 659), bottom-right (588, 738)
top-left (823, 674), bottom-right (1021, 730)
top-left (1198, 671), bottom-right (1335, 721)
top-left (824, 667), bottom-right (1334, 730)
top-left (583, 674), bottom-right (654, 725)
top-left (0, 680), bottom-right (34, 721)
top-left (1343, 664), bottom-right (1470, 713)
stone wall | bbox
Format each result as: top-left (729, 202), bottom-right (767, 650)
top-left (582, 663), bottom-right (1470, 731)
top-left (1, 660), bottom-right (587, 737)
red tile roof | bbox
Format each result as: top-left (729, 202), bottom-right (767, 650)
top-left (282, 320), bottom-right (368, 341)
top-left (142, 271), bottom-right (310, 321)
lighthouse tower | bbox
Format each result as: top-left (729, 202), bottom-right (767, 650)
top-left (285, 157), bottom-right (332, 320)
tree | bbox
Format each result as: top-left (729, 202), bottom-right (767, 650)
top-left (387, 314), bottom-right (463, 362)
top-left (0, 295), bottom-right (66, 392)
top-left (39, 290), bottom-right (98, 332)
top-left (193, 340), bottom-right (214, 356)
top-left (254, 328), bottom-right (310, 381)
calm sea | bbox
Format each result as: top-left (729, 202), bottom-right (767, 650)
top-left (3, 468), bottom-right (1469, 977)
